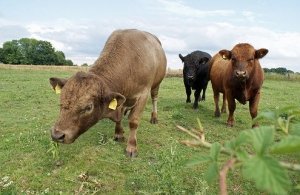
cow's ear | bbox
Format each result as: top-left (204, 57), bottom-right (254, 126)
top-left (179, 54), bottom-right (185, 62)
top-left (103, 92), bottom-right (126, 122)
top-left (49, 77), bottom-right (68, 94)
top-left (219, 50), bottom-right (231, 60)
top-left (255, 48), bottom-right (268, 59)
top-left (199, 57), bottom-right (210, 65)
top-left (107, 92), bottom-right (126, 110)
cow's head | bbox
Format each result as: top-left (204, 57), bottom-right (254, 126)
top-left (219, 43), bottom-right (268, 82)
top-left (49, 71), bottom-right (126, 144)
top-left (179, 53), bottom-right (210, 85)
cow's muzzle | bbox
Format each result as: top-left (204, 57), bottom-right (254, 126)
top-left (187, 75), bottom-right (194, 84)
top-left (187, 75), bottom-right (194, 80)
top-left (51, 128), bottom-right (65, 143)
top-left (235, 70), bottom-right (247, 81)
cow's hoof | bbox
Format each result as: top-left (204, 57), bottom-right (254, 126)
top-left (186, 99), bottom-right (191, 103)
top-left (125, 150), bottom-right (138, 158)
top-left (150, 118), bottom-right (158, 124)
top-left (114, 135), bottom-right (125, 142)
top-left (227, 121), bottom-right (234, 127)
top-left (193, 104), bottom-right (198, 109)
top-left (214, 111), bottom-right (221, 117)
top-left (252, 124), bottom-right (259, 128)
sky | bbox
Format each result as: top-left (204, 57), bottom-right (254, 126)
top-left (1, 0), bottom-right (300, 72)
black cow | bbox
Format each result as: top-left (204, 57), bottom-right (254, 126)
top-left (179, 51), bottom-right (211, 109)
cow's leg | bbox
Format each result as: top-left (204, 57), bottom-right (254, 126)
top-left (213, 90), bottom-right (221, 117)
top-left (150, 85), bottom-right (160, 124)
top-left (221, 93), bottom-right (227, 113)
top-left (201, 83), bottom-right (208, 101)
top-left (126, 94), bottom-right (148, 157)
top-left (114, 121), bottom-right (124, 142)
top-left (249, 91), bottom-right (261, 128)
top-left (226, 93), bottom-right (236, 127)
top-left (184, 82), bottom-right (192, 103)
top-left (193, 89), bottom-right (201, 109)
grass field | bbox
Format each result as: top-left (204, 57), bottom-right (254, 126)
top-left (0, 65), bottom-right (299, 194)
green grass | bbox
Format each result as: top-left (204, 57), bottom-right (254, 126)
top-left (264, 72), bottom-right (300, 81)
top-left (0, 66), bottom-right (299, 194)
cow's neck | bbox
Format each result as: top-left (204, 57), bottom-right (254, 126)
top-left (89, 64), bottom-right (122, 94)
top-left (229, 78), bottom-right (247, 103)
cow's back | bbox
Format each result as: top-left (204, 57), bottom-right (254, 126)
top-left (90, 29), bottom-right (167, 97)
top-left (209, 54), bottom-right (228, 93)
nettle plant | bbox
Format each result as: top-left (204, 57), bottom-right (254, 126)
top-left (178, 106), bottom-right (300, 195)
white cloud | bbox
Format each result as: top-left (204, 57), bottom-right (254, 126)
top-left (27, 24), bottom-right (64, 34)
top-left (160, 35), bottom-right (187, 53)
top-left (242, 11), bottom-right (256, 22)
top-left (30, 33), bottom-right (72, 52)
top-left (157, 0), bottom-right (235, 18)
top-left (152, 0), bottom-right (300, 70)
top-left (0, 1), bottom-right (300, 72)
top-left (70, 56), bottom-right (97, 65)
top-left (26, 20), bottom-right (91, 42)
top-left (167, 24), bottom-right (300, 71)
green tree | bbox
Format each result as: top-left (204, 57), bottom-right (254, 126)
top-left (263, 68), bottom-right (270, 73)
top-left (18, 38), bottom-right (37, 64)
top-left (65, 59), bottom-right (73, 66)
top-left (0, 48), bottom-right (3, 63)
top-left (2, 40), bottom-right (23, 64)
top-left (0, 38), bottom-right (73, 66)
top-left (55, 51), bottom-right (66, 65)
top-left (31, 40), bottom-right (56, 65)
top-left (275, 67), bottom-right (288, 75)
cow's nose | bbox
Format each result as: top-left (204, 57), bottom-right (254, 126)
top-left (235, 70), bottom-right (246, 78)
top-left (51, 130), bottom-right (65, 143)
top-left (187, 75), bottom-right (194, 80)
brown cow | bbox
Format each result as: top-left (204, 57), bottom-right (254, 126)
top-left (49, 29), bottom-right (167, 157)
top-left (209, 43), bottom-right (268, 127)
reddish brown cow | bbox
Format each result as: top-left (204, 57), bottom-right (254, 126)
top-left (49, 29), bottom-right (167, 157)
top-left (209, 43), bottom-right (268, 127)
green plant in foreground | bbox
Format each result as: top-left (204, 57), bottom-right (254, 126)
top-left (47, 140), bottom-right (60, 160)
top-left (178, 106), bottom-right (300, 195)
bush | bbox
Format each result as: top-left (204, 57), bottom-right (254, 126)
top-left (179, 106), bottom-right (300, 195)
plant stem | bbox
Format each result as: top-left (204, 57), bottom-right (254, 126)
top-left (177, 125), bottom-right (230, 154)
top-left (219, 158), bottom-right (236, 195)
top-left (279, 161), bottom-right (300, 171)
top-left (176, 125), bottom-right (300, 171)
top-left (176, 125), bottom-right (204, 141)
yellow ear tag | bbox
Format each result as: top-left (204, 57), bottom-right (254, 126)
top-left (108, 98), bottom-right (117, 110)
top-left (222, 55), bottom-right (227, 60)
top-left (54, 85), bottom-right (61, 94)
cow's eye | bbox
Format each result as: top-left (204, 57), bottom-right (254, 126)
top-left (86, 104), bottom-right (93, 111)
top-left (81, 103), bottom-right (94, 114)
top-left (231, 58), bottom-right (237, 66)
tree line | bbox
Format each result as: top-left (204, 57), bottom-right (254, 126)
top-left (0, 38), bottom-right (73, 66)
top-left (263, 67), bottom-right (294, 74)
